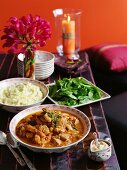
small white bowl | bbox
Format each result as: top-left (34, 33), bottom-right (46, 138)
top-left (17, 51), bottom-right (55, 80)
top-left (35, 50), bottom-right (54, 63)
top-left (88, 138), bottom-right (112, 162)
top-left (0, 78), bottom-right (48, 113)
top-left (9, 104), bottom-right (91, 153)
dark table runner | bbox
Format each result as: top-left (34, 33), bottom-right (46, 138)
top-left (0, 52), bottom-right (120, 170)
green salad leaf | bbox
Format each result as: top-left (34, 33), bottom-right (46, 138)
top-left (49, 77), bottom-right (102, 106)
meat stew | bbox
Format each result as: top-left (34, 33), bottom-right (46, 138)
top-left (16, 108), bottom-right (85, 148)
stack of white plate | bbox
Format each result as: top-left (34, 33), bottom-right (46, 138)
top-left (17, 50), bottom-right (55, 80)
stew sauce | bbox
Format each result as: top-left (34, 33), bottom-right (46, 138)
top-left (16, 108), bottom-right (85, 148)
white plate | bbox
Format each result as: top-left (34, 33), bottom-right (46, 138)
top-left (47, 77), bottom-right (111, 108)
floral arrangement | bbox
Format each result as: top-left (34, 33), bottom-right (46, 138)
top-left (1, 14), bottom-right (51, 79)
top-left (1, 14), bottom-right (51, 54)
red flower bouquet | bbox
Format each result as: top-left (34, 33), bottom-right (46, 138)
top-left (1, 14), bottom-right (51, 78)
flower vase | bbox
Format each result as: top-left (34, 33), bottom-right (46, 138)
top-left (24, 50), bottom-right (35, 79)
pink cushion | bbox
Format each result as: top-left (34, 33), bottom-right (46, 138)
top-left (89, 44), bottom-right (127, 72)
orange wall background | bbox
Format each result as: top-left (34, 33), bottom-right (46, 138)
top-left (0, 0), bottom-right (127, 53)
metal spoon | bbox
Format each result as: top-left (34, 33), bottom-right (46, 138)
top-left (7, 133), bottom-right (36, 170)
top-left (0, 131), bottom-right (25, 166)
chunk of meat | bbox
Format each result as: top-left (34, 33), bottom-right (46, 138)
top-left (54, 117), bottom-right (67, 133)
top-left (26, 124), bottom-right (37, 133)
top-left (45, 133), bottom-right (52, 143)
top-left (74, 118), bottom-right (79, 125)
top-left (66, 124), bottom-right (73, 131)
top-left (56, 117), bottom-right (67, 126)
top-left (51, 136), bottom-right (62, 146)
top-left (38, 125), bottom-right (50, 135)
top-left (34, 134), bottom-right (42, 145)
top-left (54, 127), bottom-right (65, 133)
top-left (34, 134), bottom-right (46, 146)
top-left (36, 130), bottom-right (46, 138)
top-left (26, 132), bottom-right (34, 139)
top-left (43, 113), bottom-right (52, 122)
top-left (59, 133), bottom-right (70, 141)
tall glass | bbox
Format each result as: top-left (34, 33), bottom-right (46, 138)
top-left (53, 9), bottom-right (81, 61)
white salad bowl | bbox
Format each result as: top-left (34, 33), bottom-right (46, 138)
top-left (9, 104), bottom-right (91, 153)
top-left (0, 78), bottom-right (48, 113)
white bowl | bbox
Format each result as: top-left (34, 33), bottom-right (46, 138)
top-left (35, 67), bottom-right (54, 74)
top-left (35, 66), bottom-right (54, 72)
top-left (35, 50), bottom-right (55, 63)
top-left (35, 65), bottom-right (54, 70)
top-left (17, 51), bottom-right (55, 80)
top-left (36, 74), bottom-right (54, 80)
top-left (9, 104), bottom-right (91, 153)
top-left (0, 78), bottom-right (48, 113)
top-left (35, 71), bottom-right (54, 80)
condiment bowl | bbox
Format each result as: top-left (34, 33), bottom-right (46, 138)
top-left (9, 104), bottom-right (91, 153)
top-left (0, 78), bottom-right (48, 113)
top-left (88, 138), bottom-right (112, 162)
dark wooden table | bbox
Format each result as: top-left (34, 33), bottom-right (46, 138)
top-left (0, 52), bottom-right (120, 170)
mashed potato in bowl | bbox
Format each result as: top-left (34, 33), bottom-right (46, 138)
top-left (0, 78), bottom-right (48, 113)
top-left (0, 82), bottom-right (43, 106)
